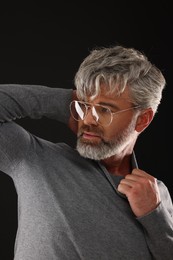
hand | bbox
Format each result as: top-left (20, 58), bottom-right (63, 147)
top-left (117, 168), bottom-right (161, 217)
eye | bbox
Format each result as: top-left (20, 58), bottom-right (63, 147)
top-left (100, 106), bottom-right (110, 114)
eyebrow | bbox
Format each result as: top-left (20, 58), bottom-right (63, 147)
top-left (98, 102), bottom-right (119, 110)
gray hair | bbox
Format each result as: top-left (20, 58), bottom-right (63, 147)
top-left (74, 45), bottom-right (166, 114)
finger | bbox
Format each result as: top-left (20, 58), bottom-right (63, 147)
top-left (125, 173), bottom-right (143, 181)
top-left (117, 182), bottom-right (131, 194)
top-left (120, 178), bottom-right (136, 187)
top-left (131, 168), bottom-right (156, 181)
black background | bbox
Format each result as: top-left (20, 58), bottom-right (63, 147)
top-left (0, 2), bottom-right (172, 259)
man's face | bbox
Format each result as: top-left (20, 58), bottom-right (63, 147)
top-left (76, 86), bottom-right (139, 160)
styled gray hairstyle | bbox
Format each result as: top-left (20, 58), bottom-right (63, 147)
top-left (74, 45), bottom-right (166, 114)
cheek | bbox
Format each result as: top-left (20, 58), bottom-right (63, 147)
top-left (107, 118), bottom-right (134, 138)
top-left (77, 120), bottom-right (87, 134)
top-left (104, 128), bottom-right (119, 140)
top-left (99, 124), bottom-right (119, 141)
top-left (78, 120), bottom-right (83, 128)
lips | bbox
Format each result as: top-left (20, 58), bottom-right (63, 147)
top-left (82, 131), bottom-right (101, 140)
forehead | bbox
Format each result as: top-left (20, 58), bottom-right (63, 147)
top-left (87, 85), bottom-right (131, 105)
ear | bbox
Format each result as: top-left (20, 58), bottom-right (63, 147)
top-left (135, 108), bottom-right (154, 133)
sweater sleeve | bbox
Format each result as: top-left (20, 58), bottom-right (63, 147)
top-left (0, 84), bottom-right (73, 124)
top-left (137, 181), bottom-right (173, 259)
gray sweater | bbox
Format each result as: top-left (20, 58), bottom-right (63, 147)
top-left (0, 84), bottom-right (172, 260)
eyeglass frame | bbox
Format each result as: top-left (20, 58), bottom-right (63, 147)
top-left (70, 100), bottom-right (140, 127)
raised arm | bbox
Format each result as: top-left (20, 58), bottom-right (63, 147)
top-left (0, 84), bottom-right (73, 125)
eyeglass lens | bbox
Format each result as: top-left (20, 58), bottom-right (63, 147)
top-left (70, 101), bottom-right (112, 126)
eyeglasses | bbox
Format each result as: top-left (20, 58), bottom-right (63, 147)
top-left (70, 100), bottom-right (140, 126)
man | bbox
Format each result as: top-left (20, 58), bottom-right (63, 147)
top-left (0, 45), bottom-right (172, 259)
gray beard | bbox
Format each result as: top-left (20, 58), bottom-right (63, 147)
top-left (76, 119), bottom-right (137, 160)
top-left (76, 139), bottom-right (119, 160)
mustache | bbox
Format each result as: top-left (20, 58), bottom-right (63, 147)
top-left (78, 125), bottom-right (104, 137)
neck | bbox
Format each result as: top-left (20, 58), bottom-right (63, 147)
top-left (101, 152), bottom-right (133, 177)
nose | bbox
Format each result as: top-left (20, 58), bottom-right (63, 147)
top-left (83, 107), bottom-right (99, 126)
